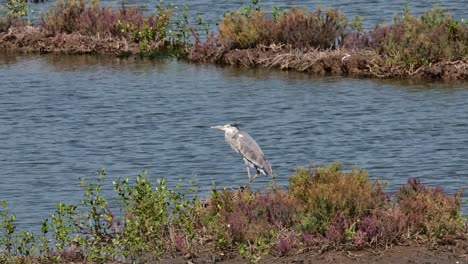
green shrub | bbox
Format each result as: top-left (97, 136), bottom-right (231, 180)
top-left (289, 162), bottom-right (388, 234)
top-left (218, 7), bottom-right (347, 49)
top-left (3, 0), bottom-right (28, 20)
top-left (0, 201), bottom-right (41, 263)
top-left (218, 10), bottom-right (269, 49)
top-left (380, 6), bottom-right (468, 68)
top-left (1, 0), bottom-right (30, 32)
top-left (112, 171), bottom-right (204, 262)
top-left (344, 6), bottom-right (468, 70)
top-left (0, 200), bottom-right (18, 261)
top-left (0, 165), bottom-right (465, 263)
top-left (218, 4), bottom-right (467, 72)
top-left (40, 0), bottom-right (172, 42)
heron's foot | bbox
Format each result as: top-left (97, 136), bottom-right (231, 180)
top-left (242, 175), bottom-right (255, 191)
top-left (240, 184), bottom-right (252, 192)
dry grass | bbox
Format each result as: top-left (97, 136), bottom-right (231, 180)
top-left (258, 46), bottom-right (348, 71)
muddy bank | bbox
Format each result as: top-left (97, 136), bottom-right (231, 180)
top-left (2, 26), bottom-right (466, 80)
top-left (202, 46), bottom-right (468, 80)
top-left (159, 242), bottom-right (468, 264)
top-left (0, 26), bottom-right (141, 55)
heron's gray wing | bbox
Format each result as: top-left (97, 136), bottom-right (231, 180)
top-left (235, 131), bottom-right (272, 176)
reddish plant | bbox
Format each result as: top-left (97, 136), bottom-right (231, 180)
top-left (40, 0), bottom-right (171, 43)
top-left (206, 188), bottom-right (299, 245)
top-left (325, 211), bottom-right (349, 245)
top-left (187, 30), bottom-right (220, 62)
top-left (396, 178), bottom-right (463, 239)
top-left (274, 232), bottom-right (297, 256)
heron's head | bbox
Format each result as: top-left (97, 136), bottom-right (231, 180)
top-left (211, 123), bottom-right (240, 133)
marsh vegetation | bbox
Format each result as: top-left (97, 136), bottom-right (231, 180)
top-left (1, 163), bottom-right (466, 263)
top-left (1, 0), bottom-right (467, 79)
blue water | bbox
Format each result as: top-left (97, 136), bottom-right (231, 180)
top-left (22, 0), bottom-right (468, 30)
top-left (0, 54), bottom-right (467, 233)
top-left (1, 0), bottom-right (468, 232)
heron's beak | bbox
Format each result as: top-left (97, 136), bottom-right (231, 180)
top-left (211, 125), bottom-right (224, 130)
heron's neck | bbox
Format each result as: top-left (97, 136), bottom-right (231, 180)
top-left (227, 130), bottom-right (240, 139)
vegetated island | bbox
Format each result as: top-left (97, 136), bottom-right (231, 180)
top-left (0, 0), bottom-right (467, 80)
top-left (0, 163), bottom-right (466, 263)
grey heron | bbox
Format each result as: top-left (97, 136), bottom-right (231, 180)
top-left (211, 123), bottom-right (273, 184)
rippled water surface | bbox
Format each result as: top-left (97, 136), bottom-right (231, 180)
top-left (23, 0), bottom-right (468, 30)
top-left (1, 54), bottom-right (467, 231)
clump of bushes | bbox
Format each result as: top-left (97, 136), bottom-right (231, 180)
top-left (206, 187), bottom-right (298, 261)
top-left (211, 3), bottom-right (467, 77)
top-left (40, 0), bottom-right (172, 48)
top-left (0, 169), bottom-right (209, 263)
top-left (218, 3), bottom-right (468, 63)
top-left (345, 6), bottom-right (468, 71)
top-left (397, 178), bottom-right (464, 239)
top-left (0, 0), bottom-right (29, 32)
top-left (289, 163), bottom-right (389, 234)
top-left (37, 0), bottom-right (203, 54)
top-left (289, 164), bottom-right (465, 248)
top-left (0, 163), bottom-right (466, 263)
top-left (2, 0), bottom-right (467, 77)
top-left (218, 7), bottom-right (347, 49)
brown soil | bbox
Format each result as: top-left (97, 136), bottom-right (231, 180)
top-left (23, 240), bottom-right (467, 263)
top-left (157, 241), bottom-right (467, 264)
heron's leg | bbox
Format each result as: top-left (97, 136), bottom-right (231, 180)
top-left (250, 169), bottom-right (261, 183)
top-left (244, 159), bottom-right (252, 183)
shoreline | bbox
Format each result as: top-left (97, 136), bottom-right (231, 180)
top-left (162, 243), bottom-right (468, 264)
top-left (2, 25), bottom-right (466, 80)
top-left (0, 163), bottom-right (466, 263)
top-left (2, 27), bottom-right (466, 80)
top-left (202, 46), bottom-right (468, 80)
top-left (1, 1), bottom-right (467, 81)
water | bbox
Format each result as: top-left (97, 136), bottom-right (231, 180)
top-left (2, 0), bottom-right (468, 230)
top-left (20, 0), bottom-right (468, 30)
top-left (0, 53), bottom-right (467, 233)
